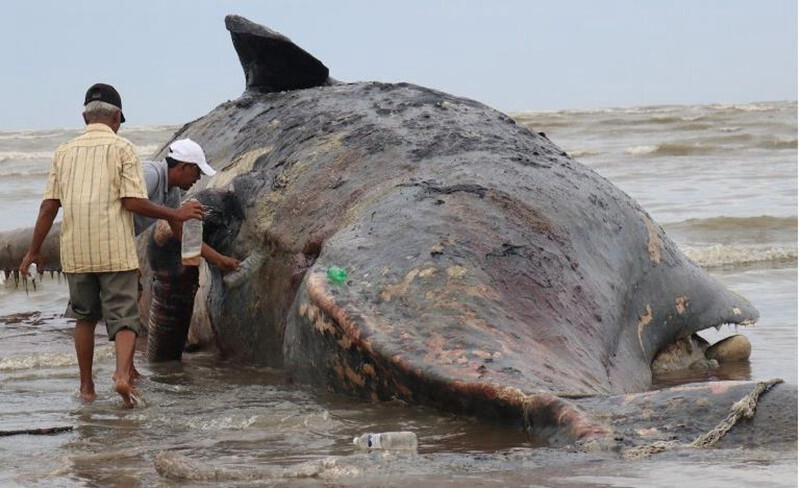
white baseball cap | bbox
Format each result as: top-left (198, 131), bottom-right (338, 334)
top-left (168, 138), bottom-right (216, 176)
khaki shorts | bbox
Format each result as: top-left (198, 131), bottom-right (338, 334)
top-left (65, 270), bottom-right (143, 340)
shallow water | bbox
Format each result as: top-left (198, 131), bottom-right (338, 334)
top-left (0, 101), bottom-right (796, 486)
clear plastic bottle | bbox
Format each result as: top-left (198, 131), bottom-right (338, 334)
top-left (223, 251), bottom-right (265, 288)
top-left (181, 200), bottom-right (203, 266)
top-left (352, 431), bottom-right (418, 450)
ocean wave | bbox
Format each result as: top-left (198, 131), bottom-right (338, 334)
top-left (625, 145), bottom-right (659, 155)
top-left (682, 244), bottom-right (797, 268)
top-left (120, 124), bottom-right (180, 134)
top-left (514, 100), bottom-right (794, 120)
top-left (675, 123), bottom-right (714, 131)
top-left (706, 101), bottom-right (797, 113)
top-left (137, 413), bottom-right (260, 431)
top-left (136, 144), bottom-right (161, 156)
top-left (0, 129), bottom-right (81, 141)
top-left (566, 149), bottom-right (600, 158)
top-left (642, 116), bottom-right (688, 124)
top-left (754, 138), bottom-right (797, 150)
top-left (0, 344), bottom-right (114, 371)
top-left (0, 125), bottom-right (177, 139)
top-left (703, 133), bottom-right (756, 145)
top-left (624, 143), bottom-right (721, 157)
top-left (0, 169), bottom-right (50, 177)
top-left (0, 145), bottom-right (160, 166)
top-left (561, 105), bottom-right (683, 116)
top-left (666, 216), bottom-right (797, 234)
top-left (0, 151), bottom-right (54, 162)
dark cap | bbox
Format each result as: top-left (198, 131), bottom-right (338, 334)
top-left (83, 83), bottom-right (126, 123)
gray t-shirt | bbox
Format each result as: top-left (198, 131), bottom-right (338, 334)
top-left (134, 160), bottom-right (183, 236)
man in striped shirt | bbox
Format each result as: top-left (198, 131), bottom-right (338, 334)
top-left (19, 83), bottom-right (204, 408)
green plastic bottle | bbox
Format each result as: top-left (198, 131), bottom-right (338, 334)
top-left (326, 266), bottom-right (348, 285)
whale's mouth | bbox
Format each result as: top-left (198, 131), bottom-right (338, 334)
top-left (651, 324), bottom-right (753, 376)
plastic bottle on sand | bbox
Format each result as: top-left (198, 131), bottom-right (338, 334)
top-left (353, 431), bottom-right (418, 450)
top-left (181, 199), bottom-right (203, 266)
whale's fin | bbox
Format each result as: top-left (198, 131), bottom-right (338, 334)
top-left (225, 15), bottom-right (329, 93)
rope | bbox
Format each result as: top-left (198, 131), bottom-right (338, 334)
top-left (622, 440), bottom-right (678, 459)
top-left (622, 378), bottom-right (782, 459)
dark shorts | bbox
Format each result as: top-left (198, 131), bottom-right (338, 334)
top-left (65, 270), bottom-right (143, 340)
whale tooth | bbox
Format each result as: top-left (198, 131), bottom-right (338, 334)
top-left (715, 324), bottom-right (722, 331)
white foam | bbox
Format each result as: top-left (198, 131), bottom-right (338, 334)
top-left (0, 151), bottom-right (54, 162)
top-left (626, 145), bottom-right (659, 155)
top-left (0, 129), bottom-right (79, 141)
top-left (154, 451), bottom-right (360, 482)
top-left (0, 344), bottom-right (114, 370)
top-left (0, 145), bottom-right (161, 167)
top-left (728, 102), bottom-right (787, 112)
top-left (130, 411), bottom-right (260, 431)
top-left (566, 149), bottom-right (599, 158)
top-left (682, 244), bottom-right (797, 268)
top-left (0, 168), bottom-right (50, 177)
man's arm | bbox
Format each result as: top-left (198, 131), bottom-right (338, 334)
top-left (164, 218), bottom-right (240, 274)
top-left (121, 197), bottom-right (204, 222)
top-left (200, 243), bottom-right (240, 274)
top-left (19, 199), bottom-right (61, 275)
top-left (119, 146), bottom-right (203, 223)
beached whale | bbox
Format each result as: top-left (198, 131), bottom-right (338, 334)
top-left (1, 15), bottom-right (795, 451)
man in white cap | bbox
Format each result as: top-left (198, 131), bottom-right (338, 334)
top-left (123, 138), bottom-right (239, 379)
top-left (135, 138), bottom-right (239, 273)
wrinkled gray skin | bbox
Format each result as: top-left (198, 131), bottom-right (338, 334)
top-left (1, 15), bottom-right (795, 450)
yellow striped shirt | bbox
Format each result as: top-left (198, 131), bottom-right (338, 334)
top-left (44, 124), bottom-right (147, 272)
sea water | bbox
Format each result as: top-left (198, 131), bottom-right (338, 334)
top-left (0, 102), bottom-right (796, 486)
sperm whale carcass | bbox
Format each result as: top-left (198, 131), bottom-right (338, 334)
top-left (1, 15), bottom-right (794, 450)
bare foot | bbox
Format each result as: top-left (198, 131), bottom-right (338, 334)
top-left (130, 366), bottom-right (141, 384)
top-left (114, 367), bottom-right (141, 386)
top-left (114, 377), bottom-right (138, 409)
top-left (79, 381), bottom-right (96, 403)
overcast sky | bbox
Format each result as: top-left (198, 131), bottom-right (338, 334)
top-left (0, 0), bottom-right (796, 130)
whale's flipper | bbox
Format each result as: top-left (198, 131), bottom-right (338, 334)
top-left (225, 15), bottom-right (329, 93)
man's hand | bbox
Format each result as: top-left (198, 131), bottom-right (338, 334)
top-left (19, 251), bottom-right (43, 277)
top-left (174, 200), bottom-right (205, 222)
top-left (214, 255), bottom-right (240, 274)
top-left (19, 198), bottom-right (60, 276)
top-left (122, 197), bottom-right (203, 223)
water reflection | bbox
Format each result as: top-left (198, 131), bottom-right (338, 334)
top-left (652, 360), bottom-right (752, 389)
